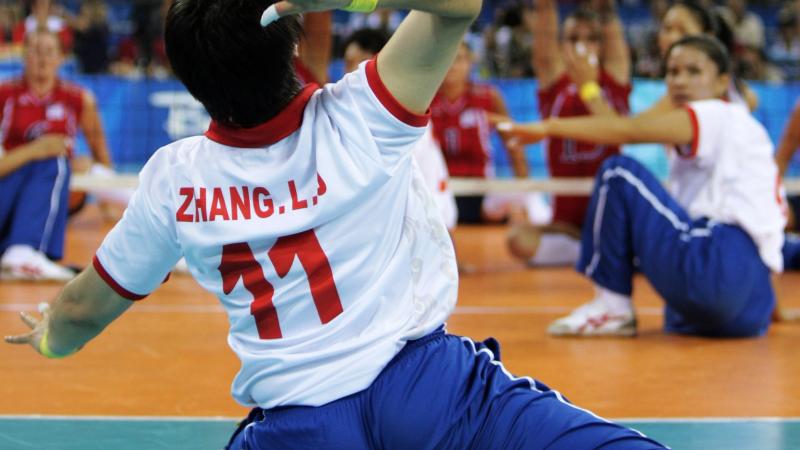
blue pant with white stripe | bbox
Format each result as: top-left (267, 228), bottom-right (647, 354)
top-left (226, 327), bottom-right (665, 449)
top-left (0, 157), bottom-right (71, 260)
top-left (577, 155), bottom-right (774, 337)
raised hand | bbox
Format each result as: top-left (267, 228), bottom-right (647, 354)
top-left (261, 0), bottom-right (353, 26)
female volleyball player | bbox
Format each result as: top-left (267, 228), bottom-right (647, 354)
top-left (6, 0), bottom-right (664, 448)
top-left (499, 35), bottom-right (783, 338)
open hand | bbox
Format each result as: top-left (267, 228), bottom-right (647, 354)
top-left (4, 302), bottom-right (49, 354)
top-left (496, 121), bottom-right (548, 145)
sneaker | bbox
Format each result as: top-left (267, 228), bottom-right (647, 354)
top-left (0, 246), bottom-right (75, 282)
top-left (548, 299), bottom-right (637, 337)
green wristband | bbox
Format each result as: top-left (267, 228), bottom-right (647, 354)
top-left (38, 329), bottom-right (73, 359)
top-left (344, 0), bottom-right (378, 13)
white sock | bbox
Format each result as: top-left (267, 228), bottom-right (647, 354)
top-left (1, 244), bottom-right (40, 265)
top-left (594, 285), bottom-right (632, 314)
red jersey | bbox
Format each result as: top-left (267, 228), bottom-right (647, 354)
top-left (0, 78), bottom-right (85, 155)
top-left (538, 71), bottom-right (631, 228)
top-left (431, 83), bottom-right (497, 178)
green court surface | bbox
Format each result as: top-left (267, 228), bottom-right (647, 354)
top-left (0, 416), bottom-right (798, 449)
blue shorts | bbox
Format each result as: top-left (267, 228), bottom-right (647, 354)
top-left (226, 328), bottom-right (665, 449)
top-left (0, 157), bottom-right (70, 260)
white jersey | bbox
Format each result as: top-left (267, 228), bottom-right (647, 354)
top-left (670, 99), bottom-right (786, 272)
top-left (412, 126), bottom-right (457, 230)
top-left (94, 59), bottom-right (458, 409)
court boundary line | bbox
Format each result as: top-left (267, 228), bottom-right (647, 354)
top-left (1, 415), bottom-right (799, 423)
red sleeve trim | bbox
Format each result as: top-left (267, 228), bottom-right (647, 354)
top-left (681, 106), bottom-right (700, 159)
top-left (365, 57), bottom-right (430, 127)
top-left (92, 255), bottom-right (148, 301)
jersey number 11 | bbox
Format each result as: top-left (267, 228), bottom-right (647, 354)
top-left (218, 230), bottom-right (343, 339)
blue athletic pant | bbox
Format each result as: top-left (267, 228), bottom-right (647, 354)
top-left (577, 155), bottom-right (774, 337)
top-left (226, 328), bottom-right (665, 450)
top-left (0, 157), bottom-right (71, 260)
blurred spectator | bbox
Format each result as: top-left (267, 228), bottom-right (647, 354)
top-left (112, 0), bottom-right (169, 78)
top-left (737, 44), bottom-right (785, 82)
top-left (12, 0), bottom-right (73, 52)
top-left (0, 3), bottom-right (20, 44)
top-left (483, 5), bottom-right (533, 78)
top-left (72, 0), bottom-right (110, 74)
top-left (718, 0), bottom-right (765, 50)
top-left (768, 8), bottom-right (800, 80)
top-left (628, 0), bottom-right (669, 78)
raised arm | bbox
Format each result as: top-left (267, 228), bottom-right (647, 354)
top-left (5, 266), bottom-right (133, 357)
top-left (596, 0), bottom-right (630, 86)
top-left (374, 0), bottom-right (483, 114)
top-left (297, 12), bottom-right (332, 84)
top-left (266, 0), bottom-right (482, 114)
top-left (500, 108), bottom-right (694, 147)
top-left (776, 102), bottom-right (800, 177)
top-left (526, 0), bottom-right (563, 89)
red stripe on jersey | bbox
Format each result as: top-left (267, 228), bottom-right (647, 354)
top-left (365, 57), bottom-right (429, 128)
top-left (205, 84), bottom-right (319, 148)
top-left (683, 106), bottom-right (700, 159)
top-left (92, 255), bottom-right (148, 301)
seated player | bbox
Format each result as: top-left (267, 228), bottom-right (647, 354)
top-left (431, 41), bottom-right (541, 225)
top-left (0, 28), bottom-right (112, 282)
top-left (499, 35), bottom-right (784, 337)
top-left (507, 0), bottom-right (631, 267)
top-left (6, 1), bottom-right (665, 449)
top-left (344, 27), bottom-right (457, 230)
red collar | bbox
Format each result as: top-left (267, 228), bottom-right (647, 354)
top-left (205, 84), bottom-right (319, 148)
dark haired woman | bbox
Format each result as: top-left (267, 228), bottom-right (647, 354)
top-left (500, 35), bottom-right (784, 338)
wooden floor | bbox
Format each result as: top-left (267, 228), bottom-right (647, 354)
top-left (2, 205), bottom-right (800, 420)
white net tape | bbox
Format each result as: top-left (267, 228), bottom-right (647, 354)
top-left (71, 174), bottom-right (800, 196)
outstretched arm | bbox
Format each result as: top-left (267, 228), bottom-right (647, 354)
top-left (499, 108), bottom-right (694, 147)
top-left (5, 266), bottom-right (133, 357)
top-left (526, 0), bottom-right (563, 90)
top-left (267, 0), bottom-right (483, 115)
top-left (776, 102), bottom-right (800, 177)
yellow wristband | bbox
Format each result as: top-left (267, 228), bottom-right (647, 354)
top-left (344, 0), bottom-right (378, 13)
top-left (38, 329), bottom-right (73, 359)
top-left (578, 81), bottom-right (602, 103)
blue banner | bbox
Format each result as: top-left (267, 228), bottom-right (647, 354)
top-left (1, 63), bottom-right (797, 178)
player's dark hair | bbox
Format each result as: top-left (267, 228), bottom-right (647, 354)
top-left (343, 28), bottom-right (389, 55)
top-left (667, 35), bottom-right (731, 75)
top-left (165, 0), bottom-right (302, 128)
top-left (565, 7), bottom-right (599, 24)
top-left (672, 0), bottom-right (718, 35)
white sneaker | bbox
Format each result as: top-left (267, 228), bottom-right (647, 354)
top-left (548, 299), bottom-right (637, 337)
top-left (0, 246), bottom-right (75, 282)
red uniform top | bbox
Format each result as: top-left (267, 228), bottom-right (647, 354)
top-left (538, 71), bottom-right (631, 228)
top-left (431, 83), bottom-right (497, 178)
top-left (0, 79), bottom-right (85, 155)
top-left (294, 59), bottom-right (322, 86)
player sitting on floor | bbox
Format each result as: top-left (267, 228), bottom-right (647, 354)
top-left (6, 1), bottom-right (665, 448)
top-left (0, 28), bottom-right (113, 282)
top-left (499, 35), bottom-right (785, 338)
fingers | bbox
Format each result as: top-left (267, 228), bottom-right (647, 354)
top-left (19, 311), bottom-right (39, 329)
top-left (4, 332), bottom-right (34, 345)
top-left (261, 2), bottom-right (303, 26)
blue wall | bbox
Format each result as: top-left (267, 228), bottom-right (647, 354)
top-left (2, 62), bottom-right (797, 178)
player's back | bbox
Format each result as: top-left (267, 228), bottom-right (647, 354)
top-left (95, 61), bottom-right (458, 409)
